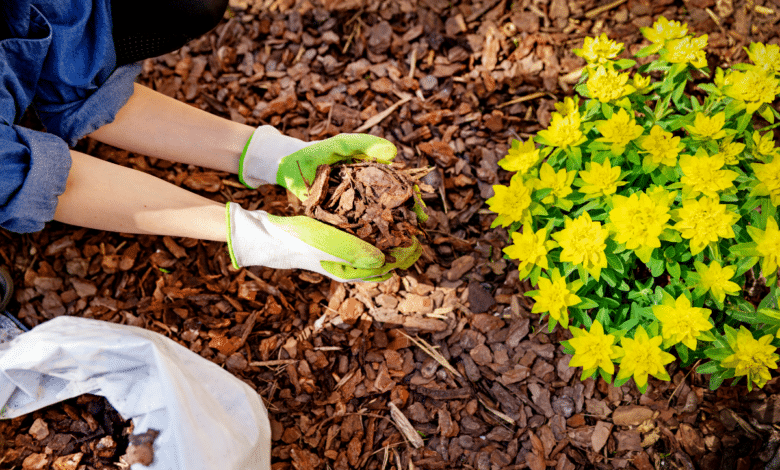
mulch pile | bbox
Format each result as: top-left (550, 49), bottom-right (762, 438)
top-left (2, 0), bottom-right (780, 469)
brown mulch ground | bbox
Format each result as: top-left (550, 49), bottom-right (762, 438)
top-left (3, 0), bottom-right (780, 469)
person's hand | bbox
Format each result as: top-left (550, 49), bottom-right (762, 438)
top-left (238, 126), bottom-right (396, 200)
top-left (226, 202), bottom-right (421, 282)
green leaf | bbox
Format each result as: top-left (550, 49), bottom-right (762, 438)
top-left (726, 297), bottom-right (758, 324)
top-left (675, 342), bottom-right (689, 364)
top-left (614, 59), bottom-right (637, 70)
top-left (758, 103), bottom-right (775, 124)
top-left (696, 361), bottom-right (721, 375)
top-left (709, 370), bottom-right (727, 390)
top-left (635, 43), bottom-right (662, 58)
top-left (600, 268), bottom-right (618, 288)
top-left (575, 297), bottom-right (599, 310)
top-left (697, 83), bottom-right (718, 95)
top-left (729, 242), bottom-right (758, 257)
top-left (667, 260), bottom-right (681, 279)
top-left (736, 112), bottom-right (753, 133)
top-left (606, 252), bottom-right (625, 274)
top-left (735, 256), bottom-right (759, 277)
top-left (758, 286), bottom-right (780, 311)
top-left (601, 102), bottom-right (614, 119)
top-left (647, 255), bottom-right (665, 278)
top-left (704, 347), bottom-right (732, 361)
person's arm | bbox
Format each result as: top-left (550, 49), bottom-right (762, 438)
top-left (54, 150), bottom-right (227, 241)
top-left (87, 83), bottom-right (254, 173)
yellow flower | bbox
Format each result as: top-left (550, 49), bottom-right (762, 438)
top-left (672, 196), bottom-right (739, 255)
top-left (499, 138), bottom-right (541, 174)
top-left (722, 326), bottom-right (779, 391)
top-left (595, 108), bottom-right (644, 153)
top-left (554, 97), bottom-right (579, 117)
top-left (679, 152), bottom-right (738, 198)
top-left (574, 34), bottom-right (623, 65)
top-left (641, 16), bottom-right (688, 45)
top-left (537, 112), bottom-right (584, 149)
top-left (716, 140), bottom-right (745, 165)
top-left (616, 326), bottom-right (675, 390)
top-left (753, 131), bottom-right (776, 158)
top-left (747, 217), bottom-right (780, 277)
top-left (694, 261), bottom-right (741, 304)
top-left (647, 185), bottom-right (678, 209)
top-left (686, 112), bottom-right (726, 140)
top-left (551, 212), bottom-right (609, 279)
top-left (633, 73), bottom-right (651, 91)
top-left (577, 158), bottom-right (627, 199)
top-left (504, 225), bottom-right (555, 275)
top-left (568, 320), bottom-right (622, 376)
top-left (723, 68), bottom-right (780, 114)
top-left (746, 42), bottom-right (780, 74)
top-left (665, 35), bottom-right (708, 68)
top-left (528, 269), bottom-right (581, 328)
top-left (638, 125), bottom-right (682, 167)
top-left (751, 156), bottom-right (780, 207)
top-left (586, 66), bottom-right (633, 103)
top-left (652, 294), bottom-right (713, 350)
top-left (487, 175), bottom-right (533, 227)
top-left (533, 162), bottom-right (576, 204)
top-left (608, 192), bottom-right (670, 261)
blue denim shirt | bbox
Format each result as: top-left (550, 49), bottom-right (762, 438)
top-left (0, 0), bottom-right (141, 233)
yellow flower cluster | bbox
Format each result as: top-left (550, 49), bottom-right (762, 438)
top-left (489, 21), bottom-right (780, 392)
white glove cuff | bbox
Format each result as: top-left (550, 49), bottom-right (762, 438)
top-left (239, 126), bottom-right (311, 188)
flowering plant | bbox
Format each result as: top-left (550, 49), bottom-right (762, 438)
top-left (489, 18), bottom-right (780, 392)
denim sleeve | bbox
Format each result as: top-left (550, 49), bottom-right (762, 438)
top-left (35, 62), bottom-right (142, 146)
top-left (31, 0), bottom-right (141, 145)
top-left (0, 125), bottom-right (71, 233)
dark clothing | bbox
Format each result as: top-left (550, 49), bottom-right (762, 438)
top-left (111, 0), bottom-right (228, 66)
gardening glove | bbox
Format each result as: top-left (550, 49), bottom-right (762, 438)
top-left (226, 202), bottom-right (421, 282)
top-left (238, 125), bottom-right (396, 200)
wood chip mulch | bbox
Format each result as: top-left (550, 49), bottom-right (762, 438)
top-left (3, 0), bottom-right (780, 469)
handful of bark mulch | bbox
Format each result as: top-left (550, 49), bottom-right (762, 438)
top-left (301, 161), bottom-right (434, 252)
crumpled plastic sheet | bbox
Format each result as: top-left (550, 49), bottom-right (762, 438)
top-left (0, 316), bottom-right (271, 470)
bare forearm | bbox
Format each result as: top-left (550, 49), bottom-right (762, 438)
top-left (88, 83), bottom-right (254, 174)
top-left (54, 151), bottom-right (227, 241)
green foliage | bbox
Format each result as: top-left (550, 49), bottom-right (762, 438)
top-left (490, 18), bottom-right (780, 392)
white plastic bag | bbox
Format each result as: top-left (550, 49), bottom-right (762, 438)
top-left (0, 316), bottom-right (271, 470)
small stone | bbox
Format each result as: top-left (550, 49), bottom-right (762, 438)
top-left (29, 418), bottom-right (50, 441)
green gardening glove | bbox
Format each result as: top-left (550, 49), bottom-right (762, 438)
top-left (238, 126), bottom-right (396, 200)
top-left (227, 203), bottom-right (421, 282)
